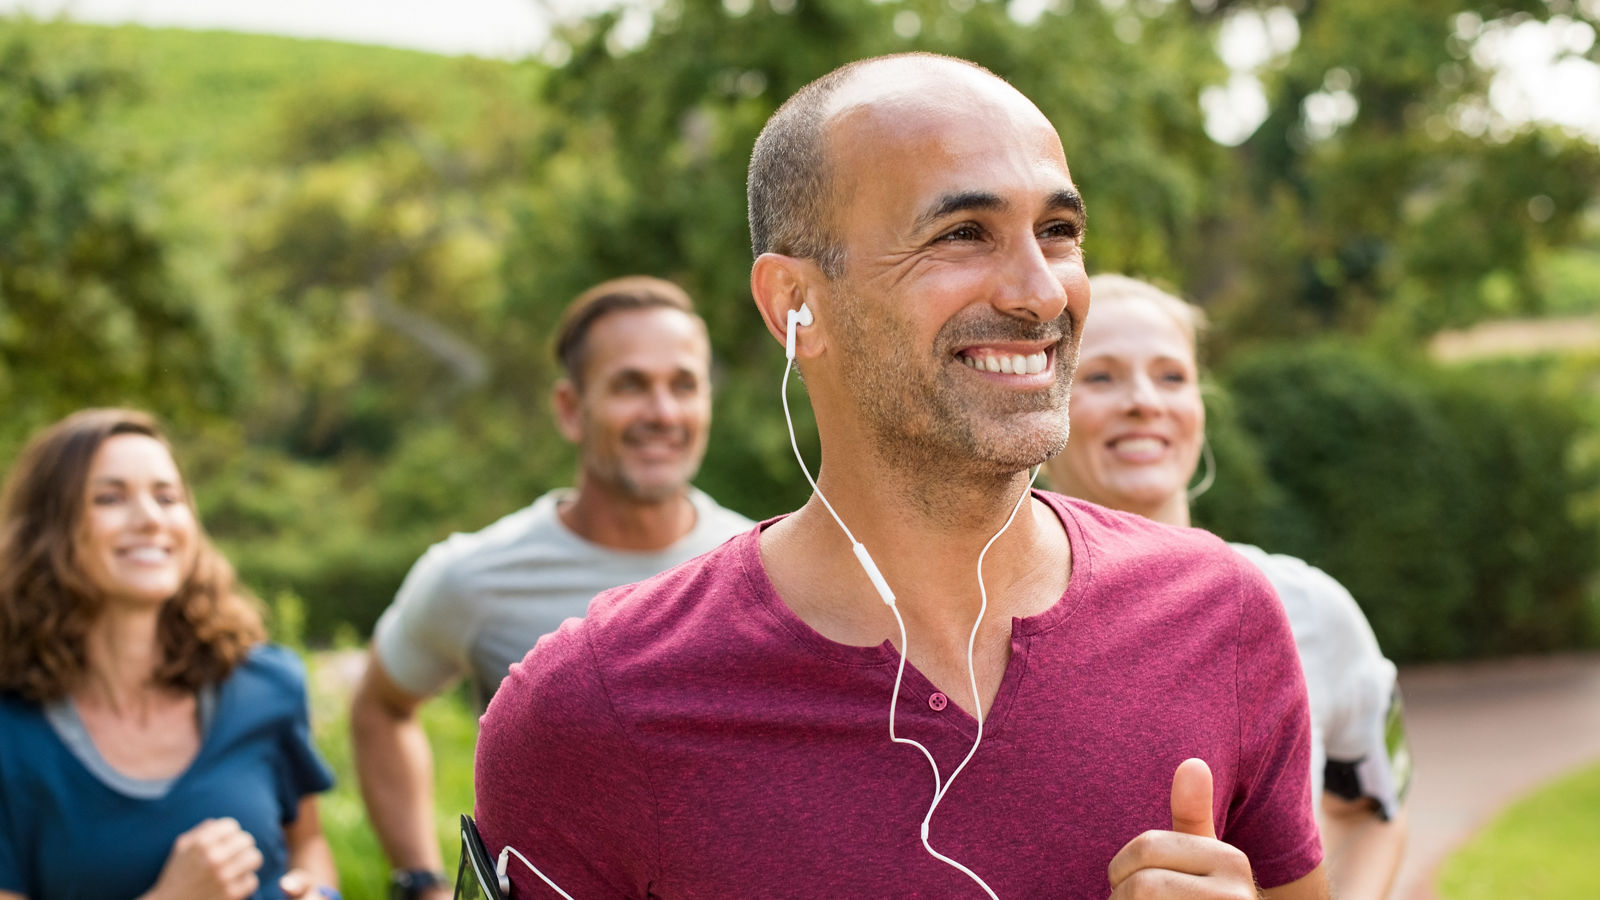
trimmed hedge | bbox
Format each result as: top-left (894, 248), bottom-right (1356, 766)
top-left (1196, 341), bottom-right (1600, 662)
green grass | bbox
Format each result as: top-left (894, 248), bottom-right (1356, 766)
top-left (305, 650), bottom-right (481, 900)
top-left (0, 18), bottom-right (539, 164)
top-left (1436, 760), bottom-right (1600, 899)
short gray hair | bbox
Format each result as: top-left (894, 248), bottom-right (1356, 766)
top-left (746, 53), bottom-right (991, 278)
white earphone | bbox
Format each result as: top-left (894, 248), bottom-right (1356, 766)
top-left (777, 300), bottom-right (1037, 899)
top-left (498, 293), bottom-right (1028, 899)
top-left (785, 301), bottom-right (814, 361)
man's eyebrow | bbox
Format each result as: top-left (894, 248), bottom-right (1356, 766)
top-left (914, 191), bottom-right (1007, 232)
top-left (914, 188), bottom-right (1086, 233)
top-left (1045, 189), bottom-right (1086, 218)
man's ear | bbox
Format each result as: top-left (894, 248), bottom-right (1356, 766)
top-left (751, 252), bottom-right (826, 360)
top-left (553, 378), bottom-right (584, 444)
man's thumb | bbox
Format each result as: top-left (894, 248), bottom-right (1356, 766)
top-left (1170, 757), bottom-right (1216, 839)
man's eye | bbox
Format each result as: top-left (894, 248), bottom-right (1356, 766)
top-left (938, 224), bottom-right (983, 242)
top-left (1081, 371), bottom-right (1112, 384)
top-left (1040, 221), bottom-right (1082, 240)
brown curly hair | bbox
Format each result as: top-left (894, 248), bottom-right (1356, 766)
top-left (0, 409), bottom-right (264, 702)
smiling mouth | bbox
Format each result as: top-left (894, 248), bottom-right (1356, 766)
top-left (1109, 436), bottom-right (1168, 459)
top-left (958, 349), bottom-right (1050, 375)
top-left (624, 427), bottom-right (692, 456)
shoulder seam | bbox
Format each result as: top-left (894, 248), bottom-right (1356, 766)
top-left (576, 626), bottom-right (665, 886)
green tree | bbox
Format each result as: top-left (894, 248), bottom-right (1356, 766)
top-left (0, 23), bottom-right (242, 443)
top-left (1210, 0), bottom-right (1600, 337)
top-left (506, 0), bottom-right (1232, 514)
top-left (230, 71), bottom-right (542, 459)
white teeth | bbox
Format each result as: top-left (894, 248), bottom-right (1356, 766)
top-left (1113, 437), bottom-right (1165, 456)
top-left (963, 351), bottom-right (1048, 374)
top-left (124, 547), bottom-right (168, 563)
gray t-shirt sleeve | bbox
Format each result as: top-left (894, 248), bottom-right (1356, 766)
top-left (373, 543), bottom-right (478, 697)
top-left (373, 489), bottom-right (751, 703)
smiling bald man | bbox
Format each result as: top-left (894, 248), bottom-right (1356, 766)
top-left (476, 54), bottom-right (1327, 899)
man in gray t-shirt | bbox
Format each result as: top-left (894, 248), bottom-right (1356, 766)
top-left (349, 276), bottom-right (753, 900)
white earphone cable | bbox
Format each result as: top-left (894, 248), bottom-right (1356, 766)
top-left (494, 346), bottom-right (1039, 900)
top-left (781, 356), bottom-right (859, 547)
top-left (499, 844), bottom-right (576, 899)
top-left (783, 353), bottom-right (1039, 899)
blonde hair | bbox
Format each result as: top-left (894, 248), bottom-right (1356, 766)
top-left (1087, 274), bottom-right (1207, 351)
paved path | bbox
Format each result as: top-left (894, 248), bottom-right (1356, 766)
top-left (1390, 653), bottom-right (1600, 899)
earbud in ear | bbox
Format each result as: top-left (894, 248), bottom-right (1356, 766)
top-left (785, 303), bottom-right (814, 360)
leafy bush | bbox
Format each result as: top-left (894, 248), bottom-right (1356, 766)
top-left (1202, 341), bottom-right (1600, 661)
top-left (1428, 361), bottom-right (1600, 655)
top-left (1190, 382), bottom-right (1302, 550)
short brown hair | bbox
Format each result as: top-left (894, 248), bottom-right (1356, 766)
top-left (552, 276), bottom-right (699, 387)
top-left (0, 409), bottom-right (264, 702)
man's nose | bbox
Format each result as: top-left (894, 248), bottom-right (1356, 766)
top-left (995, 238), bottom-right (1070, 323)
top-left (644, 384), bottom-right (681, 422)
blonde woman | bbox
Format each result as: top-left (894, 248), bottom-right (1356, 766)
top-left (1046, 276), bottom-right (1410, 899)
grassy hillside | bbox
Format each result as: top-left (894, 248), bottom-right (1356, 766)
top-left (0, 18), bottom-right (538, 166)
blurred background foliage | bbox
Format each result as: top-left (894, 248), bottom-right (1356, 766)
top-left (3, 0), bottom-right (1600, 662)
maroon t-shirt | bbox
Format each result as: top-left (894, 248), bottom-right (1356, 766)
top-left (477, 492), bottom-right (1320, 897)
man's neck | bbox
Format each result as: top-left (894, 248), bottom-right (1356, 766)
top-left (770, 450), bottom-right (1067, 639)
top-left (558, 482), bottom-right (699, 552)
top-left (761, 456), bottom-right (1070, 718)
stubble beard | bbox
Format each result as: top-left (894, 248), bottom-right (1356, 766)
top-left (584, 423), bottom-right (704, 506)
top-left (830, 283), bottom-right (1078, 510)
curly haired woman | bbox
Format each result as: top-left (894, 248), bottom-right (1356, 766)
top-left (0, 409), bottom-right (337, 900)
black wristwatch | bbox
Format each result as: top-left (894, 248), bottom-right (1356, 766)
top-left (390, 868), bottom-right (448, 900)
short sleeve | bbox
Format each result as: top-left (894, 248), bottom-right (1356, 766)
top-left (475, 620), bottom-right (656, 899)
top-left (373, 544), bottom-right (477, 697)
top-left (1271, 555), bottom-right (1411, 820)
top-left (1224, 559), bottom-right (1323, 888)
top-left (1319, 583), bottom-right (1410, 818)
top-left (261, 647), bottom-right (335, 822)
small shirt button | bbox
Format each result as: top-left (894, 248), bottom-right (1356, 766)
top-left (928, 692), bottom-right (949, 711)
